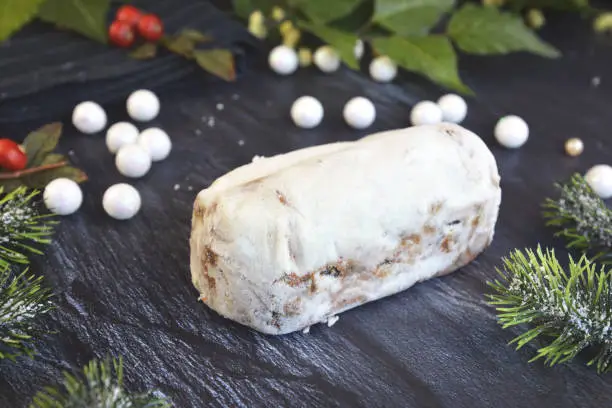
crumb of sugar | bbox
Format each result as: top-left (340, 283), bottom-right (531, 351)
top-left (327, 315), bottom-right (339, 327)
top-left (302, 326), bottom-right (310, 334)
top-left (216, 103), bottom-right (224, 111)
top-left (238, 140), bottom-right (245, 146)
top-left (173, 184), bottom-right (180, 191)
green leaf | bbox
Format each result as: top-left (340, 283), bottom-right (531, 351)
top-left (328, 0), bottom-right (374, 32)
top-left (194, 50), bottom-right (236, 81)
top-left (40, 153), bottom-right (65, 165)
top-left (22, 123), bottom-right (62, 168)
top-left (372, 0), bottom-right (455, 36)
top-left (0, 0), bottom-right (46, 42)
top-left (298, 21), bottom-right (359, 69)
top-left (371, 35), bottom-right (472, 94)
top-left (23, 166), bottom-right (88, 189)
top-left (447, 3), bottom-right (560, 58)
top-left (129, 43), bottom-right (158, 60)
top-left (179, 29), bottom-right (212, 43)
top-left (293, 0), bottom-right (364, 23)
top-left (37, 0), bottom-right (110, 43)
top-left (160, 34), bottom-right (196, 58)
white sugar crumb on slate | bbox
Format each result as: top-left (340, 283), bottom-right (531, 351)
top-left (252, 155), bottom-right (264, 162)
top-left (194, 129), bottom-right (202, 135)
top-left (238, 140), bottom-right (245, 146)
top-left (327, 315), bottom-right (339, 327)
top-left (592, 76), bottom-right (601, 87)
top-left (302, 326), bottom-right (310, 334)
top-left (231, 94), bottom-right (240, 100)
top-left (207, 117), bottom-right (215, 127)
top-left (68, 150), bottom-right (75, 156)
top-left (216, 103), bottom-right (224, 111)
top-left (187, 186), bottom-right (193, 191)
top-left (173, 184), bottom-right (180, 191)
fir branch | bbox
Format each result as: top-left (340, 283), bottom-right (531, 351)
top-left (542, 173), bottom-right (612, 264)
top-left (487, 246), bottom-right (612, 373)
top-left (30, 357), bottom-right (172, 408)
top-left (0, 265), bottom-right (54, 360)
top-left (0, 187), bottom-right (56, 270)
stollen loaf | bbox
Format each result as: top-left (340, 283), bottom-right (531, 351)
top-left (190, 123), bottom-right (501, 334)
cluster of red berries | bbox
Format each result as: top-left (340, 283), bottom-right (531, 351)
top-left (109, 5), bottom-right (164, 48)
top-left (0, 139), bottom-right (27, 171)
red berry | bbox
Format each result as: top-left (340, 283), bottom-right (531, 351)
top-left (137, 14), bottom-right (164, 42)
top-left (116, 5), bottom-right (142, 27)
top-left (109, 20), bottom-right (135, 48)
top-left (0, 139), bottom-right (27, 171)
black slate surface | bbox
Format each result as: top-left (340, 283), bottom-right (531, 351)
top-left (2, 5), bottom-right (612, 408)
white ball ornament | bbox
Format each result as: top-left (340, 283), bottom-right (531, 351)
top-left (268, 45), bottom-right (298, 75)
top-left (43, 178), bottom-right (83, 216)
top-left (343, 97), bottom-right (376, 129)
top-left (290, 96), bottom-right (324, 129)
top-left (494, 115), bottom-right (529, 149)
top-left (585, 164), bottom-right (612, 199)
top-left (72, 101), bottom-right (107, 134)
top-left (106, 122), bottom-right (139, 154)
top-left (137, 127), bottom-right (172, 162)
top-left (437, 94), bottom-right (468, 124)
top-left (127, 89), bottom-right (160, 122)
top-left (103, 183), bottom-right (141, 220)
top-left (115, 144), bottom-right (151, 178)
top-left (313, 46), bottom-right (341, 73)
top-left (369, 56), bottom-right (397, 83)
top-left (410, 101), bottom-right (443, 126)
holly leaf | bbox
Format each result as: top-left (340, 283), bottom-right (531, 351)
top-left (194, 50), bottom-right (236, 81)
top-left (447, 3), bottom-right (560, 58)
top-left (129, 43), bottom-right (158, 60)
top-left (371, 35), bottom-right (472, 94)
top-left (0, 0), bottom-right (46, 42)
top-left (37, 0), bottom-right (110, 43)
top-left (298, 21), bottom-right (359, 69)
top-left (161, 35), bottom-right (196, 58)
top-left (40, 154), bottom-right (66, 165)
top-left (22, 123), bottom-right (62, 168)
top-left (22, 166), bottom-right (88, 190)
top-left (293, 0), bottom-right (364, 23)
top-left (179, 29), bottom-right (212, 43)
top-left (0, 179), bottom-right (24, 193)
top-left (373, 0), bottom-right (455, 36)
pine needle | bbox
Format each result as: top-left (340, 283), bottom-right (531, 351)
top-left (487, 246), bottom-right (612, 373)
top-left (0, 265), bottom-right (54, 360)
top-left (30, 357), bottom-right (172, 408)
top-left (542, 173), bottom-right (612, 263)
top-left (0, 187), bottom-right (56, 270)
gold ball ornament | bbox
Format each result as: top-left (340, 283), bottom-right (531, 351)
top-left (564, 138), bottom-right (584, 157)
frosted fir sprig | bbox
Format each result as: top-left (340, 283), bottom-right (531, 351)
top-left (0, 187), bottom-right (56, 270)
top-left (0, 266), bottom-right (54, 360)
top-left (487, 246), bottom-right (612, 373)
top-left (30, 357), bottom-right (172, 408)
top-left (542, 173), bottom-right (612, 264)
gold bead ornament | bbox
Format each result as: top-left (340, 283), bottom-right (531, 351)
top-left (564, 138), bottom-right (584, 157)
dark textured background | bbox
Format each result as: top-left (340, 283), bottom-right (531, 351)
top-left (1, 1), bottom-right (612, 407)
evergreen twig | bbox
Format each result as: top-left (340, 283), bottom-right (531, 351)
top-left (487, 246), bottom-right (612, 373)
top-left (542, 173), bottom-right (612, 264)
top-left (30, 357), bottom-right (172, 408)
top-left (0, 187), bottom-right (56, 270)
top-left (0, 266), bottom-right (54, 360)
